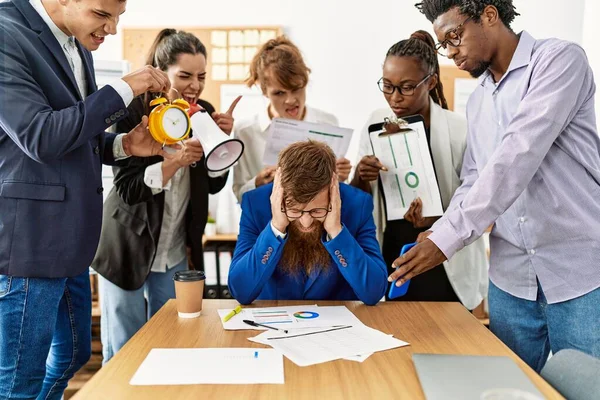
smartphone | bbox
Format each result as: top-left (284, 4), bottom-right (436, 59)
top-left (388, 242), bottom-right (418, 299)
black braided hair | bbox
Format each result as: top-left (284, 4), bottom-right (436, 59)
top-left (386, 30), bottom-right (448, 109)
top-left (415, 0), bottom-right (520, 27)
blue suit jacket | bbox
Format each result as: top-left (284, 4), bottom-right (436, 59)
top-left (0, 0), bottom-right (129, 277)
top-left (229, 183), bottom-right (387, 305)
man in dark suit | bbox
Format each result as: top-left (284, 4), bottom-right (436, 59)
top-left (0, 0), bottom-right (173, 398)
top-left (229, 141), bottom-right (387, 306)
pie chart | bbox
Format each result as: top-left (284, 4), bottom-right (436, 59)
top-left (293, 311), bottom-right (320, 319)
top-left (405, 172), bottom-right (420, 188)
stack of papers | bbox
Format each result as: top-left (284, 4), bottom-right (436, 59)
top-left (218, 305), bottom-right (362, 331)
top-left (249, 325), bottom-right (408, 367)
top-left (218, 305), bottom-right (409, 366)
top-left (130, 348), bottom-right (284, 385)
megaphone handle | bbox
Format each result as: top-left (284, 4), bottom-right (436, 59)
top-left (179, 139), bottom-right (197, 168)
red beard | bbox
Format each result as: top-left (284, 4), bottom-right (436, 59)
top-left (279, 220), bottom-right (332, 276)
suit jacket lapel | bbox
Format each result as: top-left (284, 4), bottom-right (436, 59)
top-left (37, 30), bottom-right (81, 100)
top-left (429, 99), bottom-right (454, 209)
top-left (13, 0), bottom-right (82, 98)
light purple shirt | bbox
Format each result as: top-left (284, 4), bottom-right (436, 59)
top-left (429, 31), bottom-right (600, 304)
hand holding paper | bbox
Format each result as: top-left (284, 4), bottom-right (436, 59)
top-left (404, 198), bottom-right (439, 229)
top-left (335, 157), bottom-right (352, 182)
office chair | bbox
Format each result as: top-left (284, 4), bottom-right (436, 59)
top-left (540, 349), bottom-right (600, 400)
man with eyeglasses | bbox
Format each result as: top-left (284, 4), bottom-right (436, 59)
top-left (389, 0), bottom-right (600, 372)
top-left (228, 140), bottom-right (387, 305)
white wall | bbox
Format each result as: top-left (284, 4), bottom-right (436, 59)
top-left (95, 0), bottom-right (589, 156)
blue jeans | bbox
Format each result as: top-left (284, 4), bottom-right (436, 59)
top-left (99, 258), bottom-right (187, 363)
top-left (0, 270), bottom-right (91, 400)
top-left (489, 280), bottom-right (600, 373)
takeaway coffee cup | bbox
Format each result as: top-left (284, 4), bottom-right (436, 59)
top-left (173, 270), bottom-right (205, 318)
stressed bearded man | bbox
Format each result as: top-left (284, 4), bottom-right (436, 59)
top-left (228, 141), bottom-right (387, 305)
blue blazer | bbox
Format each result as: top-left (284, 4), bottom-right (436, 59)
top-left (0, 0), bottom-right (129, 277)
top-left (229, 183), bottom-right (387, 305)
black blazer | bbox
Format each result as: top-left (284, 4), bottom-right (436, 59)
top-left (91, 97), bottom-right (228, 290)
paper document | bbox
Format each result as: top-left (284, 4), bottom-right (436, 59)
top-left (369, 119), bottom-right (443, 220)
top-left (130, 348), bottom-right (284, 385)
top-left (251, 325), bottom-right (409, 367)
top-left (218, 305), bottom-right (362, 331)
top-left (262, 118), bottom-right (353, 166)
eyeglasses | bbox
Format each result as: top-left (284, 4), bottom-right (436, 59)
top-left (281, 203), bottom-right (332, 219)
top-left (377, 74), bottom-right (432, 96)
top-left (435, 16), bottom-right (472, 57)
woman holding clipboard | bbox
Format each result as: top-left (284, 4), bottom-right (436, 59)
top-left (351, 31), bottom-right (487, 307)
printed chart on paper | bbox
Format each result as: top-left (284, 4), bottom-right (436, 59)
top-left (369, 122), bottom-right (443, 221)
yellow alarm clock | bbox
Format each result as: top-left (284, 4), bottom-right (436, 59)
top-left (148, 97), bottom-right (191, 145)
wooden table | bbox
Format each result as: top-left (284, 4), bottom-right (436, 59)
top-left (75, 300), bottom-right (562, 399)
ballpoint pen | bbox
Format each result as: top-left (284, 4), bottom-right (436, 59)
top-left (222, 305), bottom-right (242, 322)
top-left (243, 319), bottom-right (288, 334)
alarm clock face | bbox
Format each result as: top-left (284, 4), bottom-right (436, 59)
top-left (162, 107), bottom-right (190, 140)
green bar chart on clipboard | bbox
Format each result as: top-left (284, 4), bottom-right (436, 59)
top-left (369, 118), bottom-right (443, 221)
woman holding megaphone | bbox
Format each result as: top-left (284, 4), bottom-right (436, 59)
top-left (92, 29), bottom-right (239, 363)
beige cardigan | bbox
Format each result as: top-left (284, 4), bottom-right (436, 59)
top-left (355, 99), bottom-right (488, 309)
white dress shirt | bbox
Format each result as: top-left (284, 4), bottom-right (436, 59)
top-left (30, 0), bottom-right (133, 159)
top-left (232, 105), bottom-right (339, 202)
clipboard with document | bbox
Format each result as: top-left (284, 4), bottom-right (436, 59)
top-left (368, 115), bottom-right (443, 221)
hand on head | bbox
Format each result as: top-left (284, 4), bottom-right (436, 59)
top-left (270, 168), bottom-right (289, 233)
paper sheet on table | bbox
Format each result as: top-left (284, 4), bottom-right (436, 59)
top-left (248, 333), bottom-right (372, 363)
top-left (369, 120), bottom-right (443, 221)
top-left (262, 118), bottom-right (353, 166)
top-left (341, 334), bottom-right (394, 362)
top-left (218, 305), bottom-right (362, 331)
top-left (250, 325), bottom-right (409, 367)
top-left (248, 331), bottom-right (390, 363)
top-left (130, 348), bottom-right (284, 385)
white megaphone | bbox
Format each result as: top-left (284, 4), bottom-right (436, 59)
top-left (190, 110), bottom-right (244, 173)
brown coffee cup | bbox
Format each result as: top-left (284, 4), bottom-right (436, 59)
top-left (173, 270), bottom-right (205, 318)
